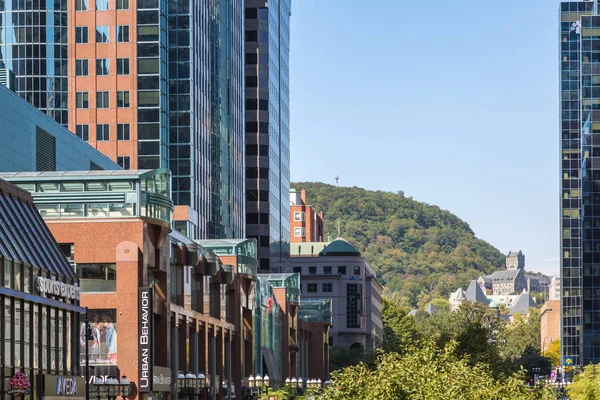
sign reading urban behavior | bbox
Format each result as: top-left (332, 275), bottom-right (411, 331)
top-left (138, 287), bottom-right (153, 392)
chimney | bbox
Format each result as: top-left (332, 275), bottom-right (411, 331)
top-left (300, 189), bottom-right (307, 204)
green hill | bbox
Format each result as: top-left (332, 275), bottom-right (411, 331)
top-left (291, 182), bottom-right (505, 307)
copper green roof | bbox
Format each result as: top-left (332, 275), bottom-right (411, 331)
top-left (319, 237), bottom-right (361, 257)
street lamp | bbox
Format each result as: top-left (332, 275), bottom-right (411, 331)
top-left (263, 375), bottom-right (270, 396)
top-left (197, 373), bottom-right (207, 400)
top-left (118, 376), bottom-right (130, 400)
top-left (106, 376), bottom-right (119, 400)
top-left (93, 376), bottom-right (106, 400)
top-left (177, 372), bottom-right (198, 399)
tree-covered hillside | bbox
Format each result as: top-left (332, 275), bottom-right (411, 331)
top-left (292, 182), bottom-right (505, 307)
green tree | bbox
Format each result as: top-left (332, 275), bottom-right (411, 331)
top-left (323, 342), bottom-right (554, 400)
top-left (381, 298), bottom-right (419, 353)
top-left (567, 364), bottom-right (600, 400)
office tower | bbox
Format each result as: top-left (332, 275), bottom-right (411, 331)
top-left (560, 0), bottom-right (600, 366)
top-left (245, 0), bottom-right (291, 272)
top-left (0, 0), bottom-right (69, 126)
top-left (68, 0), bottom-right (244, 240)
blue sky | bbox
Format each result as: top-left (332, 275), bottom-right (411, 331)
top-left (289, 0), bottom-right (560, 276)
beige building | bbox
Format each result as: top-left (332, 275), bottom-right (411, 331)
top-left (541, 300), bottom-right (560, 352)
top-left (506, 250), bottom-right (525, 270)
top-left (288, 239), bottom-right (383, 350)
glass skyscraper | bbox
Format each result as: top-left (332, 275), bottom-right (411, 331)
top-left (244, 0), bottom-right (291, 272)
top-left (64, 0), bottom-right (245, 240)
top-left (0, 0), bottom-right (69, 126)
top-left (559, 0), bottom-right (600, 366)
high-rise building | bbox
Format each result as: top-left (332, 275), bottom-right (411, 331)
top-left (66, 0), bottom-right (244, 240)
top-left (0, 0), bottom-right (69, 126)
top-left (559, 0), bottom-right (600, 366)
top-left (244, 0), bottom-right (291, 272)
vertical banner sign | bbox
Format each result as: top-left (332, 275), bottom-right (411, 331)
top-left (138, 287), bottom-right (153, 393)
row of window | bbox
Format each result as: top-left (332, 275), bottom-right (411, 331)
top-left (75, 91), bottom-right (130, 109)
top-left (75, 123), bottom-right (130, 141)
top-left (293, 227), bottom-right (305, 238)
top-left (305, 283), bottom-right (333, 293)
top-left (76, 58), bottom-right (130, 76)
top-left (292, 265), bottom-right (362, 276)
top-left (294, 211), bottom-right (305, 221)
top-left (75, 0), bottom-right (129, 11)
top-left (75, 25), bottom-right (129, 44)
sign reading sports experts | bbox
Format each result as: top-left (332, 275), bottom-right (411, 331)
top-left (37, 276), bottom-right (81, 300)
top-left (138, 287), bottom-right (153, 393)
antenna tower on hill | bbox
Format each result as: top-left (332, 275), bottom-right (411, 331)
top-left (334, 172), bottom-right (339, 187)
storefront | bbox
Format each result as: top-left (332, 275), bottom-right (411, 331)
top-left (0, 180), bottom-right (84, 400)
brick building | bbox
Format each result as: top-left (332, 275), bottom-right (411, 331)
top-left (289, 189), bottom-right (324, 244)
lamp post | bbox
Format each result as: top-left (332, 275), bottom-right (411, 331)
top-left (177, 372), bottom-right (198, 400)
top-left (93, 376), bottom-right (105, 400)
top-left (262, 375), bottom-right (270, 397)
top-left (118, 376), bottom-right (130, 400)
top-left (197, 373), bottom-right (207, 400)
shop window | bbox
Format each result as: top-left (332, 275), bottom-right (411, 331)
top-left (76, 263), bottom-right (116, 292)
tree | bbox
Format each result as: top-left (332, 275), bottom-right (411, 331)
top-left (381, 298), bottom-right (419, 353)
top-left (543, 340), bottom-right (560, 367)
top-left (567, 364), bottom-right (600, 400)
top-left (323, 342), bottom-right (554, 400)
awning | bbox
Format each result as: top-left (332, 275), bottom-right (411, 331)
top-left (262, 347), bottom-right (280, 382)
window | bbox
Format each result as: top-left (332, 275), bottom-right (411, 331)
top-left (347, 283), bottom-right (362, 328)
top-left (294, 227), bottom-right (301, 237)
top-left (117, 25), bottom-right (129, 42)
top-left (96, 26), bottom-right (109, 43)
top-left (96, 58), bottom-right (109, 75)
top-left (354, 266), bottom-right (361, 276)
top-left (76, 92), bottom-right (89, 108)
top-left (293, 267), bottom-right (302, 274)
top-left (117, 91), bottom-right (130, 108)
top-left (307, 283), bottom-right (318, 293)
top-left (324, 266), bottom-right (332, 275)
top-left (76, 125), bottom-right (89, 141)
top-left (302, 227), bottom-right (306, 237)
top-left (309, 266), bottom-right (317, 275)
top-left (245, 30), bottom-right (257, 41)
top-left (97, 91), bottom-right (109, 108)
top-left (323, 283), bottom-right (333, 293)
top-left (294, 212), bottom-right (301, 221)
top-left (96, 124), bottom-right (110, 141)
top-left (76, 59), bottom-right (88, 76)
top-left (117, 124), bottom-right (130, 140)
top-left (117, 0), bottom-right (129, 8)
top-left (76, 263), bottom-right (116, 292)
top-left (76, 27), bottom-right (88, 43)
top-left (245, 7), bottom-right (257, 19)
top-left (117, 58), bottom-right (130, 75)
top-left (302, 212), bottom-right (306, 221)
top-left (96, 0), bottom-right (108, 10)
top-left (117, 156), bottom-right (130, 170)
top-left (329, 336), bottom-right (333, 347)
top-left (338, 266), bottom-right (346, 275)
top-left (75, 0), bottom-right (88, 10)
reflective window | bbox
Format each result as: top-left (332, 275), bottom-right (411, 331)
top-left (97, 124), bottom-right (110, 141)
top-left (96, 59), bottom-right (110, 76)
top-left (76, 59), bottom-right (88, 76)
top-left (76, 92), bottom-right (89, 108)
top-left (117, 124), bottom-right (130, 140)
top-left (75, 0), bottom-right (88, 10)
top-left (96, 26), bottom-right (110, 43)
top-left (76, 27), bottom-right (88, 43)
top-left (117, 25), bottom-right (130, 42)
top-left (76, 125), bottom-right (89, 141)
top-left (117, 0), bottom-right (129, 9)
top-left (117, 91), bottom-right (130, 108)
top-left (96, 0), bottom-right (108, 10)
top-left (117, 58), bottom-right (130, 75)
top-left (97, 91), bottom-right (109, 108)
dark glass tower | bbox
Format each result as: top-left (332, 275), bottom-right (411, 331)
top-left (0, 0), bottom-right (69, 126)
top-left (166, 0), bottom-right (245, 239)
top-left (244, 0), bottom-right (291, 272)
top-left (559, 0), bottom-right (600, 366)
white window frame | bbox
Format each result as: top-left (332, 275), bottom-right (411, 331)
top-left (294, 212), bottom-right (301, 221)
top-left (294, 227), bottom-right (301, 237)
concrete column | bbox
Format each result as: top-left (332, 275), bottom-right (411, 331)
top-left (209, 334), bottom-right (216, 400)
top-left (191, 330), bottom-right (199, 375)
top-left (225, 338), bottom-right (232, 400)
top-left (172, 325), bottom-right (179, 400)
top-left (304, 338), bottom-right (309, 378)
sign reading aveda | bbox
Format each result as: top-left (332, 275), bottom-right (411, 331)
top-left (138, 287), bottom-right (153, 392)
top-left (37, 277), bottom-right (81, 300)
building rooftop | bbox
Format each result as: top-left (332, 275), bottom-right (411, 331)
top-left (290, 241), bottom-right (330, 257)
top-left (0, 178), bottom-right (76, 281)
top-left (319, 238), bottom-right (361, 257)
top-left (510, 292), bottom-right (537, 316)
top-left (197, 238), bottom-right (258, 276)
top-left (465, 280), bottom-right (490, 305)
top-left (298, 299), bottom-right (332, 324)
top-left (0, 169), bottom-right (173, 223)
top-left (487, 269), bottom-right (520, 282)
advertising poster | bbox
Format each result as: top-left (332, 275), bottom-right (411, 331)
top-left (80, 309), bottom-right (117, 366)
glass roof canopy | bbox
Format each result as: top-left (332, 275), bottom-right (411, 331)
top-left (299, 299), bottom-right (333, 324)
top-left (197, 238), bottom-right (258, 276)
top-left (260, 273), bottom-right (301, 303)
top-left (0, 169), bottom-right (173, 223)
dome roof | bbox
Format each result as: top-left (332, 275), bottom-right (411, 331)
top-left (319, 238), bottom-right (361, 257)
